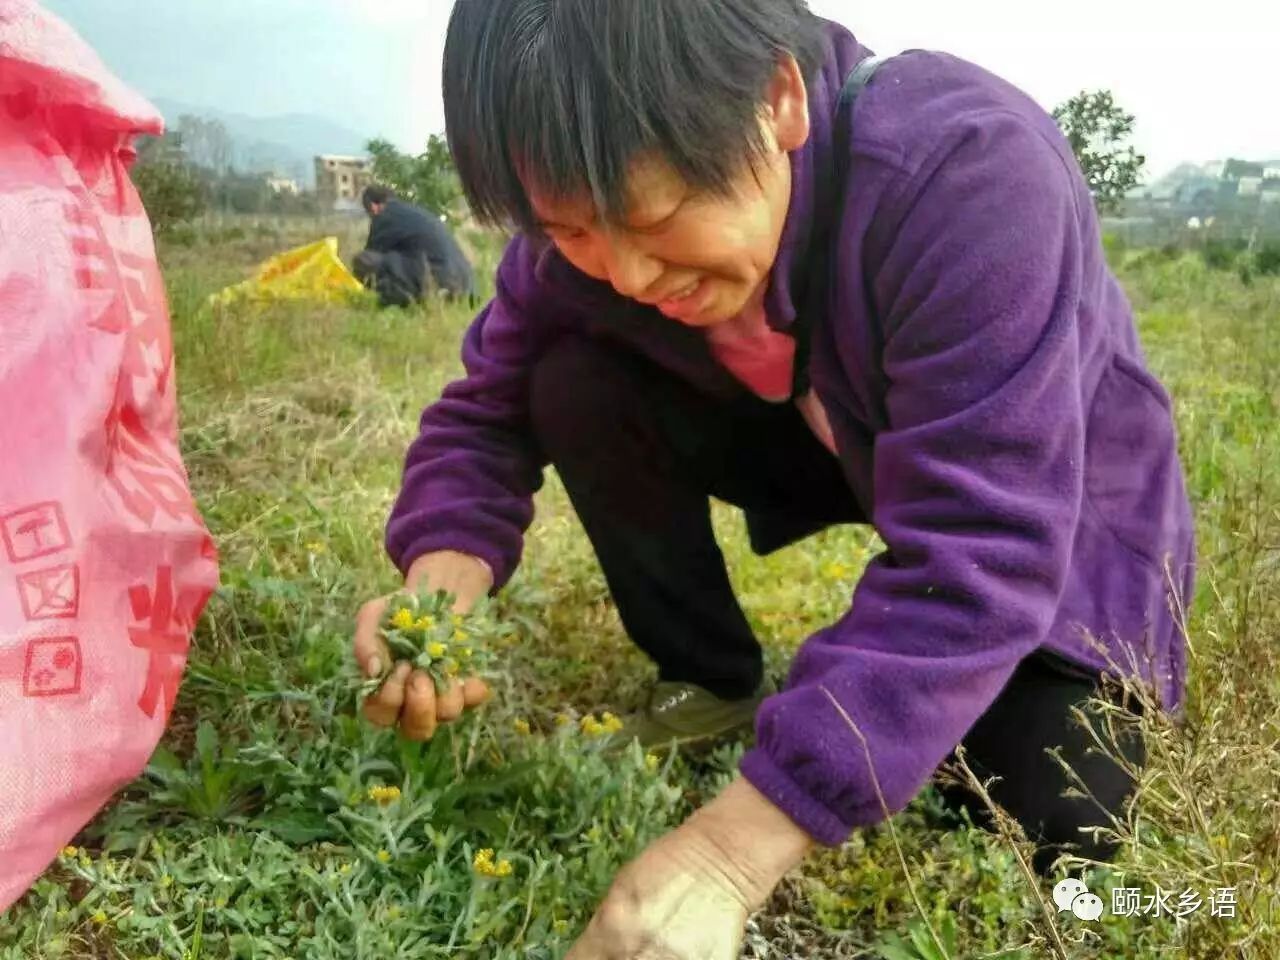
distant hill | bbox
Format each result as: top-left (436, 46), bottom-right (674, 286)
top-left (149, 98), bottom-right (369, 187)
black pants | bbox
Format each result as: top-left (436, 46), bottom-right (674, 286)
top-left (353, 249), bottom-right (475, 308)
top-left (529, 335), bottom-right (1143, 873)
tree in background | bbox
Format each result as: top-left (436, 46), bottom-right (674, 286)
top-left (366, 135), bottom-right (465, 224)
top-left (176, 115), bottom-right (234, 176)
top-left (132, 131), bottom-right (208, 233)
top-left (1053, 90), bottom-right (1146, 214)
top-left (133, 115), bottom-right (323, 223)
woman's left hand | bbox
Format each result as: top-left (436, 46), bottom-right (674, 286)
top-left (566, 778), bottom-right (816, 960)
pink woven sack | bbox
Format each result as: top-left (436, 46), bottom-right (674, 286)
top-left (0, 0), bottom-right (219, 909)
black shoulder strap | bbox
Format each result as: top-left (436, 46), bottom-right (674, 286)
top-left (790, 54), bottom-right (889, 400)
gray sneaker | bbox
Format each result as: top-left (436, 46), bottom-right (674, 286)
top-left (611, 677), bottom-right (777, 753)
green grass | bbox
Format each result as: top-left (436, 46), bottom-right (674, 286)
top-left (3, 224), bottom-right (1279, 958)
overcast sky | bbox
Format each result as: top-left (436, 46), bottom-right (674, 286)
top-left (42, 0), bottom-right (1280, 179)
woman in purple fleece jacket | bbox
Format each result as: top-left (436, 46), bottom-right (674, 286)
top-left (352, 1), bottom-right (1195, 954)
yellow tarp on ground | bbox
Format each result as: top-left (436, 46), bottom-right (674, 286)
top-left (209, 237), bottom-right (365, 307)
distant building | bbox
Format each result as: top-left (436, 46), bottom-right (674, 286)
top-left (1222, 159), bottom-right (1266, 182)
top-left (315, 155), bottom-right (373, 212)
top-left (266, 176), bottom-right (300, 195)
top-left (1210, 158), bottom-right (1280, 204)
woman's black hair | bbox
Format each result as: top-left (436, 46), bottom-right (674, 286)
top-left (442, 0), bottom-right (826, 233)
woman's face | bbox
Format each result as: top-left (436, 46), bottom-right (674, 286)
top-left (527, 57), bottom-right (811, 328)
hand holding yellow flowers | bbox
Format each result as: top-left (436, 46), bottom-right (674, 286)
top-left (353, 551), bottom-right (500, 741)
top-left (367, 590), bottom-right (496, 695)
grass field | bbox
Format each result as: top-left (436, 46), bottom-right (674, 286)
top-left (3, 222), bottom-right (1279, 959)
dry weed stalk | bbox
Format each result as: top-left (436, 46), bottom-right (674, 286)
top-left (819, 685), bottom-right (954, 960)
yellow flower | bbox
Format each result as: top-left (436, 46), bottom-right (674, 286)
top-left (338, 862), bottom-right (352, 875)
top-left (461, 647), bottom-right (474, 659)
top-left (306, 540), bottom-right (327, 554)
top-left (580, 712), bottom-right (621, 737)
top-left (513, 718), bottom-right (531, 736)
top-left (453, 629), bottom-right (470, 643)
top-left (554, 713), bottom-right (571, 727)
top-left (390, 608), bottom-right (415, 630)
top-left (61, 845), bottom-right (78, 858)
top-left (443, 659), bottom-right (459, 677)
top-left (92, 910), bottom-right (108, 925)
top-left (414, 615), bottom-right (435, 630)
top-left (554, 919), bottom-right (569, 935)
top-left (367, 784), bottom-right (402, 805)
top-left (645, 753), bottom-right (660, 772)
top-left (473, 847), bottom-right (513, 878)
top-left (376, 849), bottom-right (392, 864)
top-left (160, 874), bottom-right (174, 888)
top-left (426, 641), bottom-right (448, 658)
top-left (451, 614), bottom-right (465, 628)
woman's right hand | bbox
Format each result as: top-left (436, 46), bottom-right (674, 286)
top-left (353, 550), bottom-right (495, 740)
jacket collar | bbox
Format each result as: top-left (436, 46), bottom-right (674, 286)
top-left (763, 26), bottom-right (871, 334)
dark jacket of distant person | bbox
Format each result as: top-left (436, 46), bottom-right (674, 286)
top-left (356, 187), bottom-right (475, 307)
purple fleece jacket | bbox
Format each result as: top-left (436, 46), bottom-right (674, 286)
top-left (386, 21), bottom-right (1195, 845)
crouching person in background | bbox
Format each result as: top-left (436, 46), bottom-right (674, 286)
top-left (354, 185), bottom-right (476, 307)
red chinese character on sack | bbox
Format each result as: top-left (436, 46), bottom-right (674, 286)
top-left (62, 201), bottom-right (114, 297)
top-left (104, 404), bottom-right (201, 527)
top-left (74, 189), bottom-right (191, 531)
top-left (127, 566), bottom-right (209, 719)
top-left (2, 502), bottom-right (72, 563)
top-left (17, 564), bottom-right (80, 620)
top-left (114, 250), bottom-right (173, 390)
top-left (23, 637), bottom-right (83, 698)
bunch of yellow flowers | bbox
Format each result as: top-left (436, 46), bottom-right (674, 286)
top-left (472, 847), bottom-right (514, 878)
top-left (361, 589), bottom-right (500, 696)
